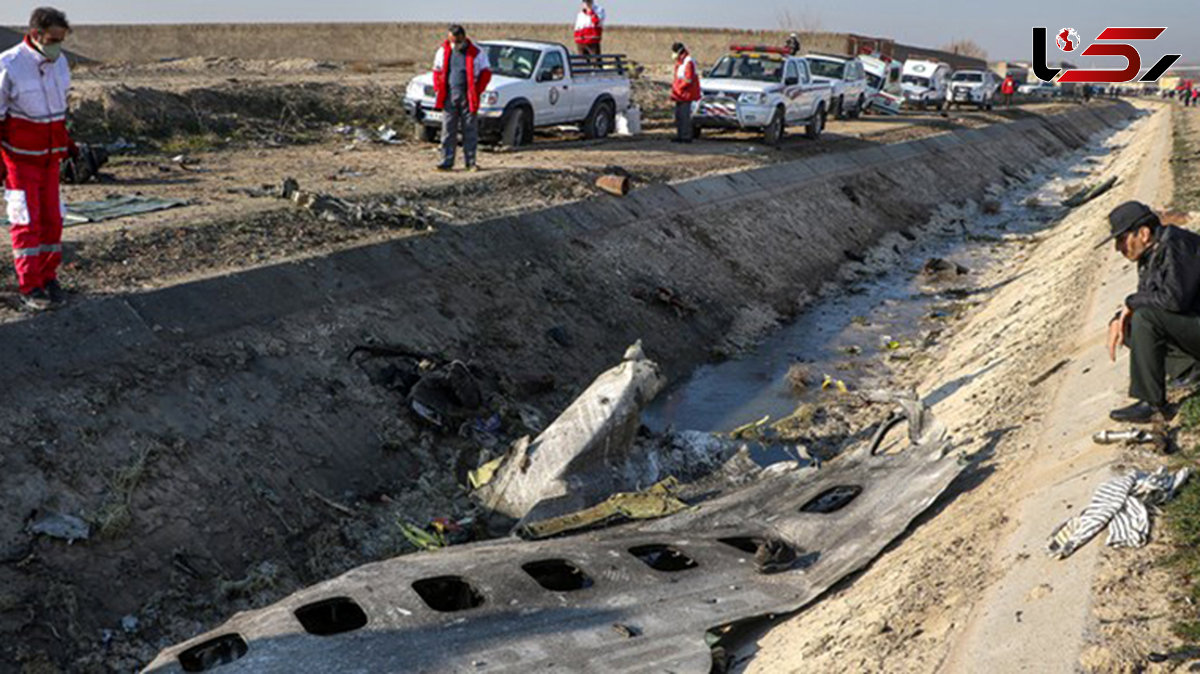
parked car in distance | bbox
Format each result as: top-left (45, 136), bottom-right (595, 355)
top-left (900, 59), bottom-right (951, 111)
top-left (694, 45), bottom-right (834, 146)
top-left (404, 40), bottom-right (632, 147)
top-left (806, 53), bottom-right (869, 118)
top-left (948, 69), bottom-right (1000, 110)
top-left (1018, 81), bottom-right (1059, 98)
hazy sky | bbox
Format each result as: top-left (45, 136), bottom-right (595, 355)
top-left (5, 0), bottom-right (1196, 62)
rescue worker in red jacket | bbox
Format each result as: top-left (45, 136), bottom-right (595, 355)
top-left (670, 43), bottom-right (701, 143)
top-left (0, 7), bottom-right (75, 311)
top-left (574, 1), bottom-right (606, 56)
top-left (1001, 75), bottom-right (1016, 107)
top-left (432, 25), bottom-right (492, 172)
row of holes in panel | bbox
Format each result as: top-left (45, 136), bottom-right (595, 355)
top-left (178, 485), bottom-right (862, 672)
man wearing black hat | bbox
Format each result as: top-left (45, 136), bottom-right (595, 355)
top-left (1104, 201), bottom-right (1200, 422)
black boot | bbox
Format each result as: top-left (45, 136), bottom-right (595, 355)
top-left (1108, 401), bottom-right (1164, 424)
top-left (44, 279), bottom-right (67, 307)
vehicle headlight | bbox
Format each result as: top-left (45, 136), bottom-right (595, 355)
top-left (480, 91), bottom-right (500, 107)
top-left (738, 92), bottom-right (767, 105)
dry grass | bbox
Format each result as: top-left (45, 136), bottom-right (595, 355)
top-left (93, 445), bottom-right (155, 539)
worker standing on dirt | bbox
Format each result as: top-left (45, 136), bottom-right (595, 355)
top-left (1103, 201), bottom-right (1200, 423)
top-left (432, 25), bottom-right (492, 172)
top-left (670, 42), bottom-right (701, 144)
top-left (574, 1), bottom-right (606, 56)
top-left (1001, 75), bottom-right (1016, 107)
top-left (0, 7), bottom-right (75, 311)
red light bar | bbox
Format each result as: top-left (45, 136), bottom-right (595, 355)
top-left (730, 44), bottom-right (788, 54)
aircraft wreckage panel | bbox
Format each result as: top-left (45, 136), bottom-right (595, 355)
top-left (146, 428), bottom-right (964, 674)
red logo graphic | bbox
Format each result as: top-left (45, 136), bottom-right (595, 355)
top-left (1056, 28), bottom-right (1080, 52)
top-left (1033, 27), bottom-right (1182, 84)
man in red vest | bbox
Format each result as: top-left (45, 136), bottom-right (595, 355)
top-left (432, 25), bottom-right (492, 172)
top-left (670, 43), bottom-right (701, 143)
top-left (574, 1), bottom-right (606, 56)
top-left (1001, 75), bottom-right (1016, 107)
top-left (0, 7), bottom-right (76, 311)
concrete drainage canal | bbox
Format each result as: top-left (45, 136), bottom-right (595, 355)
top-left (137, 108), bottom-right (1142, 674)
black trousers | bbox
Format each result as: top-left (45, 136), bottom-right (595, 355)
top-left (1128, 306), bottom-right (1200, 406)
top-left (674, 102), bottom-right (693, 141)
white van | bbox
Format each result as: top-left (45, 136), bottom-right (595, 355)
top-left (900, 59), bottom-right (951, 111)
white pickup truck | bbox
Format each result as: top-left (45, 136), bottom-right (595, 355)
top-left (948, 69), bottom-right (1000, 110)
top-left (806, 53), bottom-right (870, 119)
top-left (693, 46), bottom-right (834, 146)
top-left (404, 40), bottom-right (632, 147)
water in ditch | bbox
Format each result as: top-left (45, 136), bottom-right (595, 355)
top-left (643, 136), bottom-right (1120, 435)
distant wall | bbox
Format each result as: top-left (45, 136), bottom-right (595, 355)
top-left (893, 42), bottom-right (987, 71)
top-left (59, 23), bottom-right (888, 68)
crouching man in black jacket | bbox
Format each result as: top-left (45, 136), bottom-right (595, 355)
top-left (1104, 201), bottom-right (1200, 423)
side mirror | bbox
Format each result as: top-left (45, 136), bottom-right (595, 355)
top-left (785, 76), bottom-right (799, 86)
top-left (536, 71), bottom-right (549, 83)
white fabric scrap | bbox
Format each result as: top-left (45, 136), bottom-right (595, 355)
top-left (1046, 466), bottom-right (1191, 559)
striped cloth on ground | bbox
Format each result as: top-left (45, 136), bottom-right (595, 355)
top-left (1046, 466), bottom-right (1191, 559)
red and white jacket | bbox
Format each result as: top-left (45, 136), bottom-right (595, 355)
top-left (574, 4), bottom-right (606, 46)
top-left (0, 37), bottom-right (71, 163)
top-left (432, 40), bottom-right (493, 114)
top-left (671, 51), bottom-right (701, 103)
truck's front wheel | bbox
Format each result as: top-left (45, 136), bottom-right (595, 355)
top-left (763, 107), bottom-right (786, 147)
top-left (582, 100), bottom-right (615, 140)
top-left (805, 103), bottom-right (825, 140)
top-left (849, 95), bottom-right (865, 118)
top-left (501, 107), bottom-right (533, 148)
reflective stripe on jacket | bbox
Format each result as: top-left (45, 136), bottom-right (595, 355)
top-left (671, 54), bottom-right (701, 102)
top-left (574, 5), bottom-right (605, 45)
top-left (432, 40), bottom-right (493, 114)
top-left (0, 37), bottom-right (71, 162)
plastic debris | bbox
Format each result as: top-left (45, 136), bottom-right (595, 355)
top-left (518, 478), bottom-right (688, 539)
top-left (27, 512), bottom-right (90, 543)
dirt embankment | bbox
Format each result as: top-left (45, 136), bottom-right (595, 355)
top-left (0, 102), bottom-right (1134, 672)
top-left (63, 24), bottom-right (864, 70)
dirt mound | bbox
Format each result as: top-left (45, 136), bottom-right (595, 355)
top-left (71, 81), bottom-right (410, 145)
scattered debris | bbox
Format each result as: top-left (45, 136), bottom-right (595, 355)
top-left (408, 361), bottom-right (483, 429)
top-left (921, 257), bottom-right (970, 280)
top-left (519, 478), bottom-right (688, 539)
top-left (1047, 466), bottom-right (1192, 559)
top-left (120, 615), bottom-right (140, 634)
top-left (612, 623), bottom-right (642, 639)
top-left (1091, 429), bottom-right (1159, 446)
top-left (754, 538), bottom-right (802, 574)
top-left (1063, 176), bottom-right (1118, 208)
top-left (632, 285), bottom-right (697, 317)
top-left (822, 375), bottom-right (849, 394)
top-left (27, 512), bottom-right (90, 543)
top-left (596, 174), bottom-right (631, 197)
top-left (277, 179), bottom-right (436, 229)
top-left (475, 342), bottom-right (665, 527)
top-left (786, 363), bottom-right (811, 394)
top-left (60, 143), bottom-right (110, 184)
